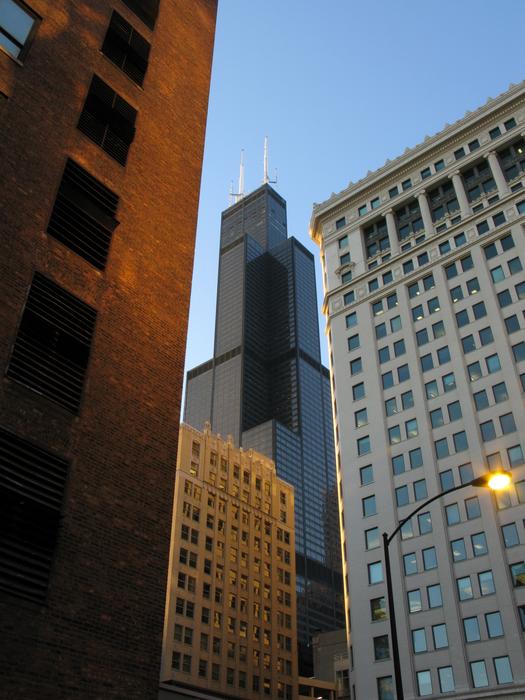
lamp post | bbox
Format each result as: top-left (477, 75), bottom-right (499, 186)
top-left (382, 470), bottom-right (512, 700)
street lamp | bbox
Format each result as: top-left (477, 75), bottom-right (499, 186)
top-left (382, 470), bottom-right (511, 700)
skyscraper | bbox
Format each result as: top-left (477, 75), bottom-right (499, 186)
top-left (185, 184), bottom-right (344, 671)
top-left (311, 81), bottom-right (525, 698)
top-left (0, 1), bottom-right (216, 698)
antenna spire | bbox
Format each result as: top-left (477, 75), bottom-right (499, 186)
top-left (238, 149), bottom-right (245, 200)
top-left (262, 137), bottom-right (277, 185)
top-left (263, 136), bottom-right (269, 184)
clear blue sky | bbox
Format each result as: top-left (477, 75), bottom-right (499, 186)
top-left (184, 0), bottom-right (525, 373)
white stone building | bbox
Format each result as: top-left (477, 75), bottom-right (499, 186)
top-left (310, 82), bottom-right (525, 699)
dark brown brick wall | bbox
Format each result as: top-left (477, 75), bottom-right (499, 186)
top-left (0, 1), bottom-right (217, 698)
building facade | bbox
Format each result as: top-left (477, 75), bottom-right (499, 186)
top-left (161, 423), bottom-right (298, 699)
top-left (311, 82), bottom-right (525, 699)
top-left (0, 1), bottom-right (216, 698)
top-left (184, 184), bottom-right (345, 672)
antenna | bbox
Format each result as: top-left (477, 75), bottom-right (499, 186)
top-left (238, 149), bottom-right (245, 199)
top-left (229, 149), bottom-right (245, 204)
top-left (262, 136), bottom-right (277, 185)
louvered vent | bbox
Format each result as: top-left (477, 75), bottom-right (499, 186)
top-left (6, 273), bottom-right (97, 413)
top-left (121, 0), bottom-right (159, 30)
top-left (102, 12), bottom-right (150, 86)
top-left (47, 159), bottom-right (119, 270)
top-left (78, 75), bottom-right (137, 166)
top-left (0, 427), bottom-right (69, 604)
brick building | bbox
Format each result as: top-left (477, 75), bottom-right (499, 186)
top-left (0, 1), bottom-right (216, 698)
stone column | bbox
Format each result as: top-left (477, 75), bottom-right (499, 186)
top-left (450, 170), bottom-right (471, 218)
top-left (486, 150), bottom-right (509, 196)
top-left (384, 209), bottom-right (399, 256)
top-left (352, 226), bottom-right (367, 268)
top-left (417, 190), bottom-right (434, 234)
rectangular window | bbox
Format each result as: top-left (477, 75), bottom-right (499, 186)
top-left (0, 427), bottom-right (69, 603)
top-left (0, 0), bottom-right (38, 60)
top-left (471, 660), bottom-right (488, 688)
top-left (412, 628), bottom-right (426, 653)
top-left (78, 75), bottom-right (137, 165)
top-left (120, 0), bottom-right (159, 29)
top-left (493, 656), bottom-right (513, 684)
top-left (102, 11), bottom-right (150, 86)
top-left (7, 273), bottom-right (97, 413)
top-left (47, 159), bottom-right (119, 270)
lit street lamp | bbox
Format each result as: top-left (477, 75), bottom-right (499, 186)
top-left (383, 470), bottom-right (512, 700)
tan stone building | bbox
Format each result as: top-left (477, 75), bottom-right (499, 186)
top-left (161, 424), bottom-right (298, 699)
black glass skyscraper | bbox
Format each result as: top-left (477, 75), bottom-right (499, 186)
top-left (185, 184), bottom-right (344, 672)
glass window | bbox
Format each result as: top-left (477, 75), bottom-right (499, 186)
top-left (358, 204), bottom-right (367, 217)
top-left (446, 503), bottom-right (460, 525)
top-left (438, 667), bottom-right (455, 693)
top-left (471, 532), bottom-right (488, 557)
top-left (505, 314), bottom-right (520, 334)
top-left (456, 309), bottom-right (469, 327)
top-left (344, 290), bottom-right (355, 305)
top-left (485, 611), bottom-right (503, 638)
top-left (427, 583), bottom-right (442, 608)
top-left (439, 240), bottom-right (451, 254)
top-left (440, 469), bottom-right (454, 491)
top-left (391, 454), bottom-right (405, 475)
top-left (432, 320), bottom-right (445, 338)
top-left (388, 425), bottom-right (401, 445)
top-left (405, 418), bottom-right (418, 438)
top-left (491, 265), bottom-right (505, 282)
top-left (414, 479), bottom-right (427, 501)
top-left (421, 167), bottom-right (432, 180)
top-left (420, 353), bottom-right (434, 372)
top-left (430, 408), bottom-right (444, 428)
top-left (480, 420), bottom-right (496, 442)
top-left (463, 620), bottom-right (481, 651)
top-left (395, 485), bottom-right (409, 507)
top-left (465, 496), bottom-right (481, 519)
top-left (357, 435), bottom-right (371, 456)
top-left (373, 634), bottom-right (390, 660)
top-left (442, 372), bottom-right (456, 392)
top-left (365, 527), bottom-right (380, 550)
top-left (425, 380), bottom-right (438, 399)
top-left (401, 391), bottom-right (414, 410)
top-left (377, 676), bottom-right (394, 700)
top-left (472, 301), bottom-right (487, 319)
top-left (451, 538), bottom-right (467, 561)
top-left (362, 495), bottom-right (376, 517)
top-left (394, 339), bottom-right (405, 357)
top-left (412, 304), bottom-right (424, 321)
top-left (352, 382), bottom-right (365, 400)
top-left (459, 462), bottom-right (474, 484)
top-left (494, 656), bottom-right (513, 684)
top-left (355, 408), bottom-right (368, 427)
top-left (390, 315), bottom-right (402, 332)
top-left (457, 576), bottom-right (473, 600)
top-left (350, 357), bottom-right (362, 375)
top-left (401, 519), bottom-right (413, 540)
top-left (378, 346), bottom-right (390, 363)
top-left (417, 670), bottom-right (432, 696)
top-left (382, 371), bottom-right (393, 389)
top-left (375, 322), bottom-right (387, 339)
top-left (348, 334), bottom-right (360, 351)
top-left (403, 552), bottom-right (417, 575)
top-left (474, 389), bottom-right (489, 411)
top-left (407, 589), bottom-right (422, 613)
top-left (462, 334), bottom-right (476, 353)
top-left (435, 438), bottom-right (449, 459)
top-left (418, 511), bottom-right (432, 535)
top-left (398, 364), bottom-right (410, 382)
top-left (508, 256), bottom-right (523, 274)
top-left (502, 523), bottom-right (519, 548)
top-left (478, 570), bottom-right (495, 595)
top-left (423, 547), bottom-right (437, 570)
top-left (471, 660), bottom-right (489, 688)
top-left (479, 326), bottom-right (493, 345)
top-left (368, 561), bottom-right (383, 584)
top-left (360, 464), bottom-right (373, 485)
top-left (432, 623), bottom-right (448, 649)
top-left (345, 311), bottom-right (357, 328)
top-left (0, 0), bottom-right (37, 60)
top-left (500, 412), bottom-right (516, 434)
top-left (409, 448), bottom-right (423, 469)
top-left (497, 289), bottom-right (512, 307)
top-left (428, 297), bottom-right (440, 314)
top-left (371, 596), bottom-right (387, 621)
top-left (412, 628), bottom-right (427, 653)
top-left (437, 346), bottom-right (450, 364)
top-left (385, 397), bottom-right (398, 416)
top-left (513, 341), bottom-right (525, 362)
top-left (408, 282), bottom-right (420, 299)
top-left (453, 431), bottom-right (468, 452)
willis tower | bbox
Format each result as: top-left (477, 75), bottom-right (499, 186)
top-left (185, 182), bottom-right (344, 672)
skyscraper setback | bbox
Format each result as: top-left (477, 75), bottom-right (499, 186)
top-left (185, 184), bottom-right (344, 671)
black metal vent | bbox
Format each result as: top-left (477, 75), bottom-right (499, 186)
top-left (47, 159), bottom-right (119, 270)
top-left (120, 0), bottom-right (159, 30)
top-left (0, 427), bottom-right (69, 604)
top-left (78, 75), bottom-right (137, 165)
top-left (102, 12), bottom-right (150, 86)
top-left (7, 273), bottom-right (97, 413)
